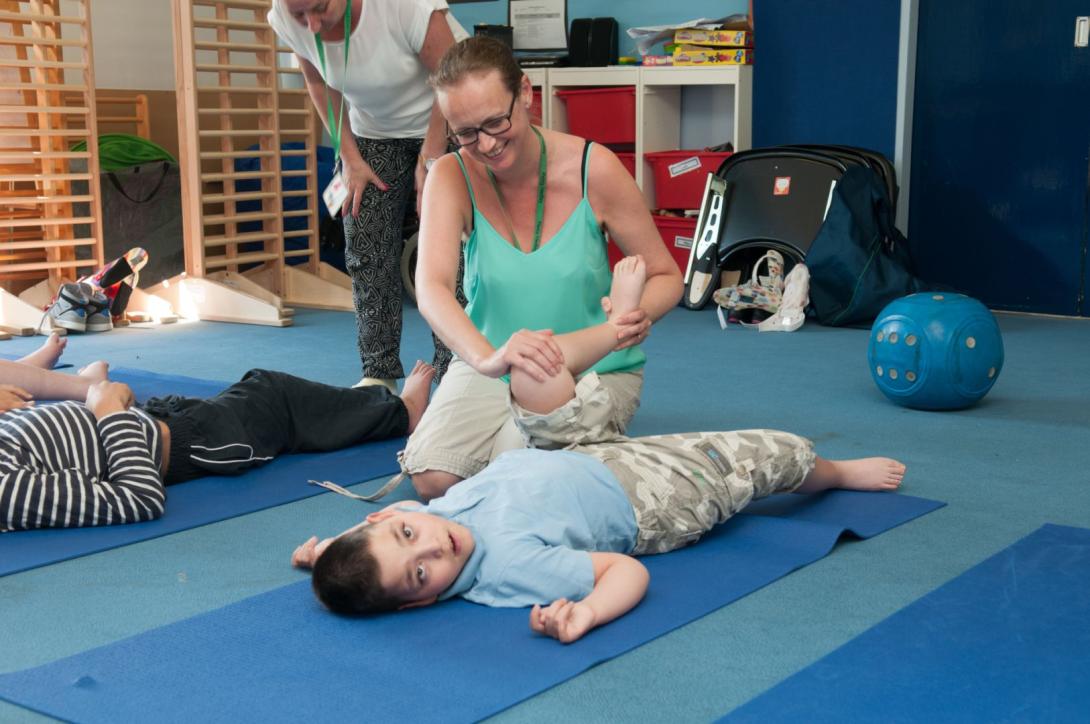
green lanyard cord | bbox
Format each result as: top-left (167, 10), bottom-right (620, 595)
top-left (487, 126), bottom-right (547, 253)
top-left (313, 6), bottom-right (351, 170)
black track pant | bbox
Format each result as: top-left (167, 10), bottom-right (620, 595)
top-left (143, 369), bottom-right (408, 484)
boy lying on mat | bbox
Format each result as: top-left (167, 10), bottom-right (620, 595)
top-left (292, 258), bottom-right (906, 643)
top-left (0, 352), bottom-right (434, 531)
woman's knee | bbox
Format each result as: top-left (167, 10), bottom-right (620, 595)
top-left (411, 469), bottom-right (462, 501)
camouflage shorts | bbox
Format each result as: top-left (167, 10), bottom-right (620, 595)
top-left (573, 430), bottom-right (816, 554)
top-left (509, 370), bottom-right (643, 449)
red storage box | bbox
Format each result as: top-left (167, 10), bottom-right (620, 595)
top-left (555, 86), bottom-right (636, 145)
top-left (644, 150), bottom-right (733, 210)
top-left (616, 151), bottom-right (636, 178)
top-left (530, 88), bottom-right (543, 126)
top-left (607, 215), bottom-right (696, 273)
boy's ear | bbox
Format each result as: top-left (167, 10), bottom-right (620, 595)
top-left (365, 509), bottom-right (396, 524)
top-left (398, 595), bottom-right (438, 611)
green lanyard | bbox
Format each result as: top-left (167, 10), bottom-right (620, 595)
top-left (313, 7), bottom-right (352, 170)
top-left (487, 126), bottom-right (547, 252)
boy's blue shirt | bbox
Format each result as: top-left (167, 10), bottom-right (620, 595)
top-left (424, 448), bottom-right (638, 607)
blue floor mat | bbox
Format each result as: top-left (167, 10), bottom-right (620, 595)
top-left (0, 490), bottom-right (943, 723)
top-left (0, 367), bottom-right (404, 576)
top-left (721, 523), bottom-right (1090, 723)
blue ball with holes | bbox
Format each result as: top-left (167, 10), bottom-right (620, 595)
top-left (867, 293), bottom-right (1004, 410)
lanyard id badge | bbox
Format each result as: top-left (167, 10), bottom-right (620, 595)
top-left (322, 173), bottom-right (349, 217)
top-left (316, 7), bottom-right (351, 217)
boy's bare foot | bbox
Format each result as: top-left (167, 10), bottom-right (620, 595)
top-left (607, 255), bottom-right (647, 323)
top-left (77, 360), bottom-right (110, 384)
top-left (799, 456), bottom-right (906, 493)
top-left (399, 360), bottom-right (436, 434)
top-left (19, 332), bottom-right (67, 370)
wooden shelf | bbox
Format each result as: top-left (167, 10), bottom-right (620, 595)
top-left (537, 65), bottom-right (752, 208)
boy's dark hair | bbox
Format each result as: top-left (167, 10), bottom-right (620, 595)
top-left (311, 528), bottom-right (401, 615)
top-left (429, 35), bottom-right (523, 95)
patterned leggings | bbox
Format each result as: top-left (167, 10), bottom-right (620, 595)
top-left (342, 136), bottom-right (464, 380)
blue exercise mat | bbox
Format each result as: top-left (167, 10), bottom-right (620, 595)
top-left (0, 490), bottom-right (943, 723)
top-left (0, 351), bottom-right (72, 369)
top-left (722, 523), bottom-right (1090, 723)
top-left (0, 367), bottom-right (404, 577)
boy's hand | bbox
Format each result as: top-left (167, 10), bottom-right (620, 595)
top-left (530, 598), bottom-right (597, 644)
top-left (292, 535), bottom-right (333, 569)
top-left (0, 384), bottom-right (33, 412)
top-left (85, 381), bottom-right (134, 419)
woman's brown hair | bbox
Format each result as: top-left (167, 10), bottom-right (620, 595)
top-left (430, 36), bottom-right (523, 94)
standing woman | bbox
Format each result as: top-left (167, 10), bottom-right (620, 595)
top-left (268, 0), bottom-right (467, 390)
top-left (401, 37), bottom-right (683, 500)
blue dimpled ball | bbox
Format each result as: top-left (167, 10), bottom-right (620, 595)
top-left (867, 293), bottom-right (1004, 410)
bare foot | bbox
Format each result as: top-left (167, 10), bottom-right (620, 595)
top-left (399, 360), bottom-right (436, 434)
top-left (18, 332), bottom-right (67, 369)
top-left (607, 255), bottom-right (647, 322)
top-left (77, 360), bottom-right (110, 384)
top-left (798, 456), bottom-right (906, 493)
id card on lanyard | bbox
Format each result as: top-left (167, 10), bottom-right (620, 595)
top-left (316, 7), bottom-right (352, 217)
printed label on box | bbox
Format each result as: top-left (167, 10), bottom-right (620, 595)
top-left (674, 235), bottom-right (694, 249)
top-left (673, 29), bottom-right (752, 47)
top-left (774, 176), bottom-right (791, 196)
top-left (668, 156), bottom-right (702, 178)
top-left (672, 46), bottom-right (753, 66)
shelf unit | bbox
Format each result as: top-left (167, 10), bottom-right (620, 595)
top-left (0, 0), bottom-right (105, 333)
top-left (535, 65), bottom-right (752, 208)
top-left (162, 0), bottom-right (352, 328)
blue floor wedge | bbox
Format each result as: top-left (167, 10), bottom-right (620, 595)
top-left (0, 367), bottom-right (404, 577)
top-left (0, 490), bottom-right (943, 723)
top-left (722, 523), bottom-right (1090, 723)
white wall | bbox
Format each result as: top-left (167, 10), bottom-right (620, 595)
top-left (88, 0), bottom-right (175, 90)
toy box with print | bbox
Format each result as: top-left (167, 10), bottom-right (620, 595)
top-left (672, 46), bottom-right (753, 66)
top-left (672, 29), bottom-right (753, 48)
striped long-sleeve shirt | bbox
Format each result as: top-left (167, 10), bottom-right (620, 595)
top-left (0, 402), bottom-right (165, 531)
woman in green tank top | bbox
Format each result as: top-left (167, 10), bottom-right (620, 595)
top-left (400, 37), bottom-right (683, 501)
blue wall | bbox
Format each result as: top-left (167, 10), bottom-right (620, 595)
top-left (751, 0), bottom-right (900, 158)
top-left (448, 1), bottom-right (748, 57)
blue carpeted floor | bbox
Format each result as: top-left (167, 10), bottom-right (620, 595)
top-left (1, 303), bottom-right (1088, 722)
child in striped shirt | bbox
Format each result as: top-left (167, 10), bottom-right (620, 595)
top-left (0, 357), bottom-right (434, 531)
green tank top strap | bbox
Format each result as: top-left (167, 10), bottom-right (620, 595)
top-left (453, 152), bottom-right (478, 209)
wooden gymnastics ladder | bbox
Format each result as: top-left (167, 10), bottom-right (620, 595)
top-left (159, 0), bottom-right (352, 327)
top-left (0, 0), bottom-right (104, 336)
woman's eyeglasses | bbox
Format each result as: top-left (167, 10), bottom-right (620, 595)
top-left (446, 94), bottom-right (518, 148)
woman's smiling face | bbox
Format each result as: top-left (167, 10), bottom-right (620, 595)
top-left (439, 70), bottom-right (531, 171)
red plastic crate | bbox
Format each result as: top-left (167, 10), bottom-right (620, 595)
top-left (652, 215), bottom-right (698, 272)
top-left (616, 151), bottom-right (636, 178)
top-left (555, 86), bottom-right (636, 145)
top-left (530, 88), bottom-right (542, 126)
top-left (644, 150), bottom-right (733, 210)
top-left (607, 215), bottom-right (696, 273)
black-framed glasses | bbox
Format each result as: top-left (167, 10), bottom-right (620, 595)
top-left (446, 94), bottom-right (518, 148)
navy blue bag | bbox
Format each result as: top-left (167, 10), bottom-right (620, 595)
top-left (806, 165), bottom-right (925, 326)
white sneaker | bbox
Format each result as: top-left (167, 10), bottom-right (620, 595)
top-left (352, 377), bottom-right (397, 394)
top-left (80, 283), bottom-right (113, 333)
top-left (46, 283), bottom-right (89, 332)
